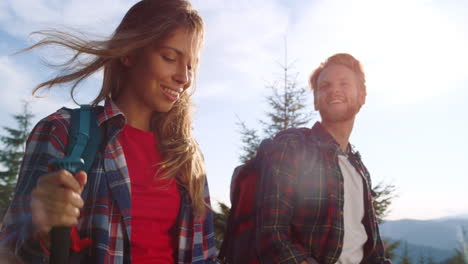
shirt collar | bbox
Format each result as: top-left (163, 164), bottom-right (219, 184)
top-left (96, 98), bottom-right (126, 128)
top-left (311, 121), bottom-right (358, 157)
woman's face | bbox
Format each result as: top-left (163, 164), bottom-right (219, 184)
top-left (123, 27), bottom-right (198, 113)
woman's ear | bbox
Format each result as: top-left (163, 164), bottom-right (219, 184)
top-left (120, 55), bottom-right (132, 67)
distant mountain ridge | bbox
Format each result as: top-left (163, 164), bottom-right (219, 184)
top-left (436, 214), bottom-right (468, 221)
top-left (383, 239), bottom-right (455, 263)
top-left (380, 218), bottom-right (468, 250)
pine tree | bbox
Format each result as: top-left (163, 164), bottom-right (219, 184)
top-left (237, 120), bottom-right (261, 163)
top-left (213, 201), bottom-right (230, 248)
top-left (426, 252), bottom-right (436, 264)
top-left (0, 102), bottom-right (34, 217)
top-left (444, 249), bottom-right (465, 264)
top-left (418, 252), bottom-right (426, 264)
top-left (384, 238), bottom-right (401, 261)
top-left (260, 65), bottom-right (312, 138)
top-left (461, 227), bottom-right (468, 264)
top-left (373, 181), bottom-right (397, 224)
top-left (238, 42), bottom-right (313, 162)
top-left (399, 242), bottom-right (412, 264)
top-left (444, 228), bottom-right (468, 264)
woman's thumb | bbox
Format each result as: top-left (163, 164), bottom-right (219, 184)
top-left (75, 171), bottom-right (87, 193)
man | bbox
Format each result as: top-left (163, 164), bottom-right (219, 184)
top-left (257, 53), bottom-right (390, 264)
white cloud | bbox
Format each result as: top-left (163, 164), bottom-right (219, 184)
top-left (60, 0), bottom-right (137, 34)
top-left (8, 0), bottom-right (60, 23)
top-left (0, 56), bottom-right (79, 127)
top-left (0, 0), bottom-right (137, 39)
top-left (193, 0), bottom-right (281, 12)
top-left (0, 1), bottom-right (10, 21)
top-left (193, 0), bottom-right (290, 99)
top-left (0, 56), bottom-right (34, 113)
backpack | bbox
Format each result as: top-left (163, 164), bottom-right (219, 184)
top-left (48, 105), bottom-right (102, 264)
top-left (48, 105), bottom-right (102, 174)
top-left (218, 128), bottom-right (308, 264)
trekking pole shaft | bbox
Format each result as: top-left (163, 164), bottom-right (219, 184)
top-left (50, 226), bottom-right (72, 264)
top-left (47, 158), bottom-right (84, 264)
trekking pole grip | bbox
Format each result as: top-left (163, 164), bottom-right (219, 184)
top-left (48, 157), bottom-right (84, 264)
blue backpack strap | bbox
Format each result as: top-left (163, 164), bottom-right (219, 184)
top-left (48, 105), bottom-right (101, 264)
top-left (64, 105), bottom-right (101, 173)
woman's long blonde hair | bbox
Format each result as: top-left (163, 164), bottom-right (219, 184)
top-left (26, 0), bottom-right (208, 217)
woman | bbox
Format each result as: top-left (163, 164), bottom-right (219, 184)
top-left (0, 0), bottom-right (218, 263)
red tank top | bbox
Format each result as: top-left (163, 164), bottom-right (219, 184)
top-left (118, 124), bottom-right (180, 263)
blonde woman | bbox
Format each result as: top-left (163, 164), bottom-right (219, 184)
top-left (0, 0), bottom-right (218, 263)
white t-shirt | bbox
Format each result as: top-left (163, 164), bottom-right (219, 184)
top-left (336, 154), bottom-right (368, 264)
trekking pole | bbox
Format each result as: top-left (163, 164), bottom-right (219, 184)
top-left (48, 157), bottom-right (85, 264)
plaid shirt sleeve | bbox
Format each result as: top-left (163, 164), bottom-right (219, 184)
top-left (361, 220), bottom-right (392, 264)
top-left (178, 177), bottom-right (219, 264)
top-left (256, 133), bottom-right (309, 264)
top-left (365, 238), bottom-right (392, 264)
top-left (350, 153), bottom-right (392, 264)
top-left (0, 112), bottom-right (69, 263)
top-left (200, 180), bottom-right (219, 263)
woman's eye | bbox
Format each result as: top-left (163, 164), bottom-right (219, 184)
top-left (162, 55), bottom-right (176, 62)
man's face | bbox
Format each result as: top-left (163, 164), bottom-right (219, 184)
top-left (314, 64), bottom-right (366, 123)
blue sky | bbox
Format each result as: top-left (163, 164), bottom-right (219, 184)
top-left (0, 0), bottom-right (467, 220)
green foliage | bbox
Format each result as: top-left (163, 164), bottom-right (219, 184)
top-left (373, 181), bottom-right (397, 224)
top-left (462, 227), bottom-right (468, 264)
top-left (213, 201), bottom-right (230, 248)
top-left (384, 238), bottom-right (401, 260)
top-left (0, 102), bottom-right (34, 217)
top-left (418, 252), bottom-right (426, 264)
top-left (400, 242), bottom-right (412, 264)
top-left (415, 250), bottom-right (436, 264)
top-left (444, 249), bottom-right (465, 264)
top-left (238, 53), bottom-right (313, 163)
top-left (260, 73), bottom-right (312, 139)
top-left (426, 252), bottom-right (436, 264)
top-left (443, 227), bottom-right (468, 264)
top-left (237, 120), bottom-right (261, 164)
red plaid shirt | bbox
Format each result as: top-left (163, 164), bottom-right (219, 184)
top-left (256, 122), bottom-right (391, 264)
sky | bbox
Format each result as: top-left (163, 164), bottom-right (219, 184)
top-left (0, 0), bottom-right (467, 221)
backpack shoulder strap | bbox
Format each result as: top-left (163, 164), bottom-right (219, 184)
top-left (64, 105), bottom-right (101, 173)
top-left (48, 105), bottom-right (101, 264)
top-left (273, 127), bottom-right (309, 144)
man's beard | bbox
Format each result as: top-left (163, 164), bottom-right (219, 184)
top-left (319, 103), bottom-right (361, 123)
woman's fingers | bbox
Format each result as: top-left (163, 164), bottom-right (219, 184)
top-left (31, 170), bottom-right (87, 234)
top-left (37, 169), bottom-right (82, 193)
